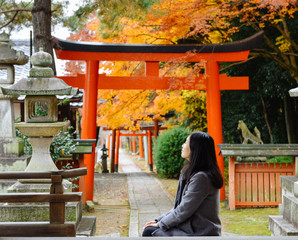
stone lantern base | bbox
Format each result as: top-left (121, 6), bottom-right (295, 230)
top-left (0, 96), bottom-right (30, 177)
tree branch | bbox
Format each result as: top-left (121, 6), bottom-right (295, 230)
top-left (0, 11), bottom-right (18, 30)
top-left (0, 8), bottom-right (32, 14)
top-left (0, 8), bottom-right (32, 30)
top-left (219, 56), bottom-right (257, 72)
top-left (251, 50), bottom-right (298, 83)
top-left (250, 51), bottom-right (298, 57)
top-left (132, 33), bottom-right (176, 44)
top-left (280, 18), bottom-right (297, 70)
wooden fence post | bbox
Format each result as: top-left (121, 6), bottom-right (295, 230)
top-left (229, 156), bottom-right (235, 210)
top-left (50, 173), bottom-right (65, 224)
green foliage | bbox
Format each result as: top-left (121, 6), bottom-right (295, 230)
top-left (63, 2), bottom-right (98, 32)
top-left (34, 102), bottom-right (48, 116)
top-left (153, 127), bottom-right (191, 178)
top-left (16, 128), bottom-right (32, 155)
top-left (50, 126), bottom-right (77, 162)
top-left (16, 126), bottom-right (77, 162)
top-left (58, 98), bottom-right (70, 106)
top-left (268, 156), bottom-right (293, 164)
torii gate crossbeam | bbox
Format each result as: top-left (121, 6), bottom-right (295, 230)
top-left (53, 31), bottom-right (264, 202)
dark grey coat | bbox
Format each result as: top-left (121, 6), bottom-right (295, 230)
top-left (152, 171), bottom-right (221, 236)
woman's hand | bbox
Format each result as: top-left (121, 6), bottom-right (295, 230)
top-left (143, 221), bottom-right (159, 231)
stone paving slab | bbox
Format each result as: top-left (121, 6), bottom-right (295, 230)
top-left (119, 149), bottom-right (173, 237)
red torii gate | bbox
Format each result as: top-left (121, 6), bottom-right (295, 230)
top-left (104, 120), bottom-right (167, 172)
top-left (53, 31), bottom-right (263, 202)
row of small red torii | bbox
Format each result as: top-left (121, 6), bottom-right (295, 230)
top-left (53, 31), bottom-right (264, 203)
top-left (104, 119), bottom-right (165, 173)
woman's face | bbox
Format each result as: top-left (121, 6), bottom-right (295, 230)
top-left (181, 135), bottom-right (191, 160)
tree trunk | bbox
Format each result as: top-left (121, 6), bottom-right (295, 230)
top-left (260, 94), bottom-right (274, 143)
top-left (283, 96), bottom-right (297, 143)
top-left (32, 0), bottom-right (56, 73)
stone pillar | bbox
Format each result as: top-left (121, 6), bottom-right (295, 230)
top-left (143, 135), bottom-right (149, 165)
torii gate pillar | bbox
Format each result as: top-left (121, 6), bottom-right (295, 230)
top-left (80, 60), bottom-right (99, 201)
top-left (206, 60), bottom-right (224, 199)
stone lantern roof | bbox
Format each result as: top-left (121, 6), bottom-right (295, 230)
top-left (0, 31), bottom-right (28, 65)
top-left (1, 48), bottom-right (78, 96)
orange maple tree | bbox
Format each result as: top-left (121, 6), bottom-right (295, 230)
top-left (66, 0), bottom-right (297, 130)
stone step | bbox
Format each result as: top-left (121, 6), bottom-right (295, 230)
top-left (0, 179), bottom-right (16, 193)
top-left (269, 215), bottom-right (298, 236)
top-left (76, 216), bottom-right (96, 236)
top-left (283, 194), bottom-right (298, 228)
top-left (0, 201), bottom-right (82, 226)
top-left (0, 155), bottom-right (30, 172)
top-left (281, 176), bottom-right (298, 196)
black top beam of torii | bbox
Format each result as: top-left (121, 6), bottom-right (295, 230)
top-left (53, 31), bottom-right (264, 53)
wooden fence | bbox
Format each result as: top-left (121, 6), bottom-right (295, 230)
top-left (0, 168), bottom-right (87, 237)
top-left (218, 144), bottom-right (298, 210)
top-left (229, 157), bottom-right (295, 210)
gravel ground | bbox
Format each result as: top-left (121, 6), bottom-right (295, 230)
top-left (83, 172), bottom-right (130, 237)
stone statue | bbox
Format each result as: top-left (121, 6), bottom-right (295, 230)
top-left (237, 120), bottom-right (263, 144)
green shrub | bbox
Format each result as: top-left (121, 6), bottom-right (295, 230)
top-left (268, 156), bottom-right (293, 163)
top-left (153, 127), bottom-right (191, 178)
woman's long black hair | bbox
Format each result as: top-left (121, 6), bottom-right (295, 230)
top-left (181, 131), bottom-right (223, 189)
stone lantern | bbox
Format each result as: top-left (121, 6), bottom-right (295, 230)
top-left (1, 48), bottom-right (78, 184)
top-left (0, 32), bottom-right (29, 174)
top-left (0, 45), bottom-right (94, 232)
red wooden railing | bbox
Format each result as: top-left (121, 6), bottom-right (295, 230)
top-left (229, 157), bottom-right (295, 210)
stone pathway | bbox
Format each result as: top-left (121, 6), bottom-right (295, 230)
top-left (119, 149), bottom-right (174, 237)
